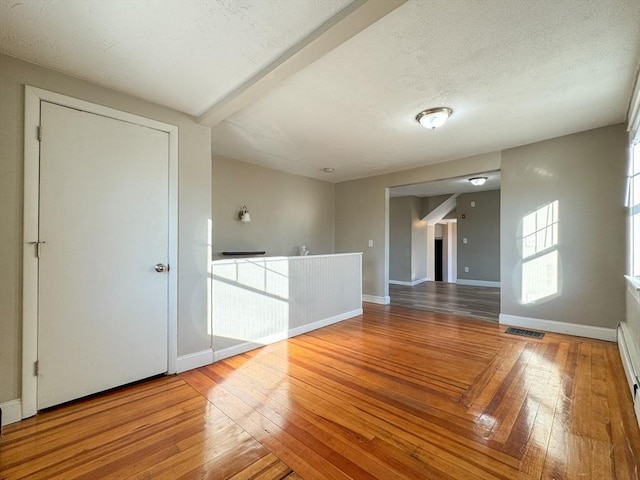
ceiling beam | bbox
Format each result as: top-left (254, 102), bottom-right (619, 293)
top-left (425, 194), bottom-right (459, 225)
top-left (197, 0), bottom-right (406, 127)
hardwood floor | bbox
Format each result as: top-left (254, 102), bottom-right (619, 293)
top-left (0, 376), bottom-right (297, 480)
top-left (2, 304), bottom-right (639, 479)
top-left (390, 281), bottom-right (500, 321)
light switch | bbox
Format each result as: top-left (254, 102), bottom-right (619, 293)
top-left (368, 239), bottom-right (373, 247)
top-left (463, 237), bottom-right (468, 244)
top-left (471, 201), bottom-right (476, 207)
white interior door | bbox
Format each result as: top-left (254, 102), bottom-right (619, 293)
top-left (37, 101), bottom-right (169, 410)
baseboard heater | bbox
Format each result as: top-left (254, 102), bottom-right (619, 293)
top-left (618, 326), bottom-right (640, 402)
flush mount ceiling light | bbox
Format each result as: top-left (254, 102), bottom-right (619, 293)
top-left (468, 176), bottom-right (488, 186)
top-left (323, 167), bottom-right (335, 173)
top-left (416, 107), bottom-right (452, 130)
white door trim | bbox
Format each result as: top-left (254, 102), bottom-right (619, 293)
top-left (22, 86), bottom-right (179, 419)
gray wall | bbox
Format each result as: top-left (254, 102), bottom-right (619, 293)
top-left (336, 175), bottom-right (391, 298)
top-left (336, 123), bottom-right (627, 325)
top-left (501, 124), bottom-right (627, 328)
top-left (389, 197), bottom-right (412, 282)
top-left (212, 156), bottom-right (335, 258)
top-left (389, 196), bottom-right (427, 282)
top-left (456, 190), bottom-right (500, 282)
top-left (411, 200), bottom-right (428, 281)
top-left (0, 54), bottom-right (211, 403)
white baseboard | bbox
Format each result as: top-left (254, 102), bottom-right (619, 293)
top-left (457, 279), bottom-right (501, 288)
top-left (213, 342), bottom-right (264, 362)
top-left (1, 399), bottom-right (23, 426)
top-left (389, 278), bottom-right (428, 287)
top-left (362, 294), bottom-right (390, 304)
top-left (289, 309), bottom-right (362, 336)
top-left (176, 348), bottom-right (214, 373)
top-left (499, 314), bottom-right (617, 342)
top-left (212, 309), bottom-right (363, 363)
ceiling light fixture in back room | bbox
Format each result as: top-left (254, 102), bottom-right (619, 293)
top-left (468, 176), bottom-right (488, 186)
top-left (416, 107), bottom-right (452, 129)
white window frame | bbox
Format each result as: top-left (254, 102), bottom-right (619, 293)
top-left (628, 139), bottom-right (640, 277)
top-left (627, 70), bottom-right (640, 279)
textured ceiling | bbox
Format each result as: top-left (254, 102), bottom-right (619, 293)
top-left (1, 0), bottom-right (639, 183)
top-left (0, 0), bottom-right (351, 115)
top-left (211, 0), bottom-right (640, 182)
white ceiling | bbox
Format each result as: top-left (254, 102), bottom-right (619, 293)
top-left (2, 0), bottom-right (639, 183)
top-left (0, 0), bottom-right (351, 115)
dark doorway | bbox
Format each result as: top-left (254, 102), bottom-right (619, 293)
top-left (434, 238), bottom-right (443, 281)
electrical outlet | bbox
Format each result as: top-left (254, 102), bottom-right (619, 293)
top-left (471, 201), bottom-right (476, 207)
top-left (463, 237), bottom-right (468, 244)
top-left (464, 266), bottom-right (469, 273)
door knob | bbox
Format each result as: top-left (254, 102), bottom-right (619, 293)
top-left (155, 263), bottom-right (169, 273)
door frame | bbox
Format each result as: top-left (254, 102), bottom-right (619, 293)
top-left (22, 86), bottom-right (179, 419)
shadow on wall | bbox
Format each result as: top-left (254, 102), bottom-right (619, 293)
top-left (213, 259), bottom-right (291, 344)
top-left (519, 200), bottom-right (562, 304)
top-left (209, 254), bottom-right (363, 354)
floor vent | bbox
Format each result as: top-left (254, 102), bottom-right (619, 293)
top-left (505, 327), bottom-right (545, 339)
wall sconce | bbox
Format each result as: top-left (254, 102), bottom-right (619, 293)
top-left (238, 206), bottom-right (251, 222)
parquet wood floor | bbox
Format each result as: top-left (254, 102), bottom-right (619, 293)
top-left (2, 304), bottom-right (639, 479)
top-left (390, 281), bottom-right (500, 321)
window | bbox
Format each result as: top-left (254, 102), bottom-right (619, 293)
top-left (628, 141), bottom-right (640, 276)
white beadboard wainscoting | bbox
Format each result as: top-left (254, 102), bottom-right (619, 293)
top-left (210, 253), bottom-right (363, 363)
top-left (621, 276), bottom-right (640, 428)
